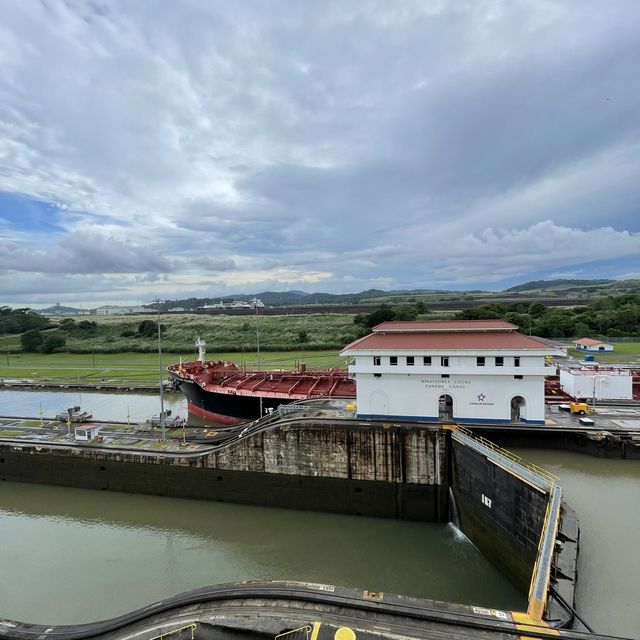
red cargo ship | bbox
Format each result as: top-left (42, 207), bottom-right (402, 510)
top-left (167, 339), bottom-right (354, 424)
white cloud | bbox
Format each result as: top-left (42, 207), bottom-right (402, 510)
top-left (0, 0), bottom-right (639, 305)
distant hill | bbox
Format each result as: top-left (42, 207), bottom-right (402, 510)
top-left (504, 279), bottom-right (615, 293)
top-left (37, 304), bottom-right (88, 315)
top-left (152, 279), bottom-right (640, 311)
top-left (504, 278), bottom-right (640, 296)
top-left (25, 279), bottom-right (639, 316)
top-left (159, 288), bottom-right (455, 310)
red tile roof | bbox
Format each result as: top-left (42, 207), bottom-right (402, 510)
top-left (342, 321), bottom-right (559, 352)
top-left (373, 320), bottom-right (518, 332)
top-left (574, 338), bottom-right (603, 346)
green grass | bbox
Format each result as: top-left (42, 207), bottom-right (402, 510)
top-left (0, 335), bottom-right (21, 350)
top-left (54, 313), bottom-right (360, 353)
top-left (565, 343), bottom-right (640, 363)
top-left (0, 349), bottom-right (349, 384)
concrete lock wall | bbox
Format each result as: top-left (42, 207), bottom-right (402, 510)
top-left (450, 437), bottom-right (549, 593)
top-left (0, 421), bottom-right (449, 522)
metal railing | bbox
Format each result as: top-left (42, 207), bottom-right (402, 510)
top-left (150, 623), bottom-right (197, 640)
top-left (453, 425), bottom-right (557, 487)
top-left (528, 484), bottom-right (563, 620)
top-left (275, 625), bottom-right (313, 640)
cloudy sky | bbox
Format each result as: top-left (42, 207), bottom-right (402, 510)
top-left (1, 0), bottom-right (639, 308)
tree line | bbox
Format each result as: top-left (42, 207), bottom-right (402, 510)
top-left (454, 294), bottom-right (640, 338)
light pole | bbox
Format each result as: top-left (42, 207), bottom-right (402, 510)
top-left (255, 303), bottom-right (261, 370)
top-left (592, 374), bottom-right (606, 409)
top-left (255, 302), bottom-right (263, 416)
top-left (155, 298), bottom-right (165, 443)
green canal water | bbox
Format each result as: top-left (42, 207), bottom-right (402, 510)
top-left (513, 449), bottom-right (640, 639)
top-left (0, 481), bottom-right (524, 625)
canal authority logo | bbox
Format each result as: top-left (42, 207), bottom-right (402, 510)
top-left (470, 392), bottom-right (494, 407)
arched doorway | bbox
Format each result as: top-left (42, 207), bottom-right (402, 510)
top-left (511, 396), bottom-right (526, 422)
top-left (369, 390), bottom-right (389, 416)
top-left (438, 394), bottom-right (453, 421)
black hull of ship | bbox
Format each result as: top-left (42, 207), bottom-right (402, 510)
top-left (176, 378), bottom-right (295, 425)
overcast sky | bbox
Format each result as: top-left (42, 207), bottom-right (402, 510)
top-left (1, 0), bottom-right (639, 308)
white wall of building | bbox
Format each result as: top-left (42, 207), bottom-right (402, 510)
top-left (581, 343), bottom-right (614, 352)
top-left (348, 352), bottom-right (551, 424)
top-left (559, 369), bottom-right (632, 400)
top-left (353, 373), bottom-right (544, 423)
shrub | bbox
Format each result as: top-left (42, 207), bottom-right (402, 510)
top-left (21, 329), bottom-right (44, 352)
top-left (41, 334), bottom-right (66, 353)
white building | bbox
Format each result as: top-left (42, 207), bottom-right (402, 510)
top-left (559, 367), bottom-right (632, 401)
top-left (74, 425), bottom-right (101, 441)
top-left (95, 305), bottom-right (146, 315)
top-left (574, 338), bottom-right (614, 352)
top-left (340, 320), bottom-right (565, 425)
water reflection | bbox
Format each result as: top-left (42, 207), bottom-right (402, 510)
top-left (0, 481), bottom-right (525, 625)
top-left (0, 388), bottom-right (186, 422)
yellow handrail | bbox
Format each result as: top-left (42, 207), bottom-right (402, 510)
top-left (275, 625), bottom-right (314, 640)
top-left (454, 425), bottom-right (557, 486)
top-left (150, 623), bottom-right (197, 640)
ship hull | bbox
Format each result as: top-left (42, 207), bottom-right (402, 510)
top-left (175, 378), bottom-right (299, 424)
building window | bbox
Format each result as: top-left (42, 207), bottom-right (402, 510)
top-left (441, 356), bottom-right (449, 367)
top-left (476, 357), bottom-right (485, 366)
top-left (390, 356), bottom-right (398, 366)
top-left (373, 356), bottom-right (381, 366)
top-left (495, 357), bottom-right (504, 367)
top-left (514, 375), bottom-right (523, 380)
top-left (406, 356), bottom-right (414, 366)
top-left (374, 373), bottom-right (382, 378)
top-left (423, 356), bottom-right (432, 365)
top-left (514, 357), bottom-right (520, 367)
top-left (441, 374), bottom-right (450, 378)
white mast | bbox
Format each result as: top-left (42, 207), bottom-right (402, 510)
top-left (195, 338), bottom-right (206, 363)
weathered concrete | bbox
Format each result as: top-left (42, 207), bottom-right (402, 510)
top-left (450, 437), bottom-right (549, 593)
top-left (0, 420), bottom-right (449, 522)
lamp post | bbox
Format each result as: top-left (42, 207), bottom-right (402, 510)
top-left (592, 375), bottom-right (606, 409)
top-left (255, 302), bottom-right (260, 370)
top-left (155, 298), bottom-right (165, 443)
top-left (255, 302), bottom-right (263, 416)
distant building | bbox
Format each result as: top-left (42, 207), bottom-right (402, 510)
top-left (199, 298), bottom-right (265, 310)
top-left (74, 425), bottom-right (101, 441)
top-left (340, 320), bottom-right (564, 424)
top-left (574, 338), bottom-right (614, 352)
top-left (95, 305), bottom-right (146, 315)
